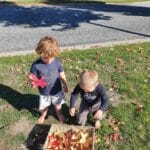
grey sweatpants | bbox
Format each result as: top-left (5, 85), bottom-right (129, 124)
top-left (77, 100), bottom-right (103, 125)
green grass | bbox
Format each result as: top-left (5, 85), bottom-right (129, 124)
top-left (1, 0), bottom-right (149, 5)
top-left (0, 42), bottom-right (150, 149)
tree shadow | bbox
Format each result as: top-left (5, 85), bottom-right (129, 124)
top-left (0, 2), bottom-right (149, 37)
top-left (0, 3), bottom-right (112, 30)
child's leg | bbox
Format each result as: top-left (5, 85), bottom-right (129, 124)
top-left (93, 110), bottom-right (103, 129)
top-left (77, 102), bottom-right (89, 126)
top-left (54, 104), bottom-right (65, 123)
top-left (38, 95), bottom-right (51, 124)
top-left (52, 92), bottom-right (65, 123)
top-left (38, 107), bottom-right (48, 124)
top-left (91, 102), bottom-right (103, 129)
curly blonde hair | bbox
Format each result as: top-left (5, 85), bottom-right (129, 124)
top-left (36, 36), bottom-right (60, 57)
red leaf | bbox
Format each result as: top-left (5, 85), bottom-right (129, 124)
top-left (51, 141), bottom-right (59, 148)
top-left (126, 48), bottom-right (132, 52)
top-left (29, 73), bottom-right (47, 88)
top-left (111, 133), bottom-right (120, 141)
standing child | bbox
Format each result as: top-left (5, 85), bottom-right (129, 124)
top-left (29, 36), bottom-right (68, 124)
top-left (69, 70), bottom-right (108, 128)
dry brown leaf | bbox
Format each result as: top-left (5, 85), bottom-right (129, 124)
top-left (126, 48), bottom-right (132, 52)
top-left (105, 137), bottom-right (111, 145)
top-left (111, 133), bottom-right (120, 141)
top-left (138, 48), bottom-right (144, 54)
top-left (116, 58), bottom-right (124, 64)
top-left (111, 83), bottom-right (118, 90)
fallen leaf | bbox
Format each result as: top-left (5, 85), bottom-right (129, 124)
top-left (116, 58), bottom-right (124, 64)
top-left (111, 83), bottom-right (118, 90)
top-left (144, 79), bottom-right (148, 83)
top-left (136, 105), bottom-right (144, 112)
top-left (113, 126), bottom-right (119, 132)
top-left (117, 122), bottom-right (125, 126)
top-left (5, 104), bottom-right (13, 109)
top-left (131, 101), bottom-right (144, 112)
top-left (126, 48), bottom-right (132, 52)
top-left (105, 137), bottom-right (110, 145)
top-left (109, 98), bottom-right (114, 102)
top-left (96, 137), bottom-right (101, 144)
top-left (138, 48), bottom-right (144, 54)
top-left (111, 133), bottom-right (120, 141)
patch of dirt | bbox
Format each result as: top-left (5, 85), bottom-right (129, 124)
top-left (0, 140), bottom-right (8, 150)
top-left (8, 117), bottom-right (34, 136)
top-left (0, 103), bottom-right (14, 112)
top-left (107, 89), bottom-right (126, 107)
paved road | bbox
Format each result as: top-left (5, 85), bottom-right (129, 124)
top-left (0, 2), bottom-right (150, 52)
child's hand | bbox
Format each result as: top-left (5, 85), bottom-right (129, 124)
top-left (69, 108), bottom-right (76, 117)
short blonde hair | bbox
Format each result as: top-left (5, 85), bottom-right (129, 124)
top-left (36, 36), bottom-right (60, 57)
top-left (79, 70), bottom-right (98, 89)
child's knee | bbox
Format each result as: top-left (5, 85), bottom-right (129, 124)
top-left (77, 117), bottom-right (86, 126)
top-left (54, 104), bottom-right (62, 111)
top-left (95, 115), bottom-right (102, 120)
top-left (94, 110), bottom-right (103, 120)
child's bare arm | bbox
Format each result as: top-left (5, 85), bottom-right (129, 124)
top-left (60, 71), bottom-right (68, 93)
top-left (69, 84), bottom-right (80, 116)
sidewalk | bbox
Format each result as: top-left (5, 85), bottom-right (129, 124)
top-left (1, 38), bottom-right (150, 57)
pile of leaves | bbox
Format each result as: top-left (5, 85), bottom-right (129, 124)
top-left (47, 129), bottom-right (93, 150)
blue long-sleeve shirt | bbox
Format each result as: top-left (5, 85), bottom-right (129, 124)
top-left (70, 84), bottom-right (109, 111)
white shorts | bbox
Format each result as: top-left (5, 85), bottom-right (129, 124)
top-left (39, 92), bottom-right (65, 111)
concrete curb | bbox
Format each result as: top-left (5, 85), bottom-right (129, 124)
top-left (0, 38), bottom-right (150, 57)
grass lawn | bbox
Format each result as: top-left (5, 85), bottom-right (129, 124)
top-left (1, 0), bottom-right (149, 5)
top-left (0, 42), bottom-right (149, 149)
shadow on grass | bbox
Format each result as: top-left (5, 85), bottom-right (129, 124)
top-left (0, 84), bottom-right (40, 117)
top-left (0, 84), bottom-right (76, 123)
